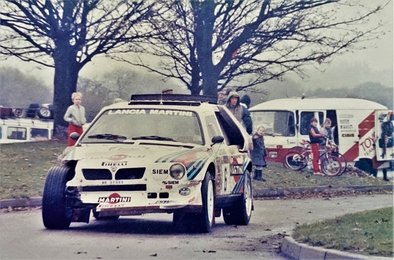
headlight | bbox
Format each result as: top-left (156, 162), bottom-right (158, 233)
top-left (169, 163), bottom-right (186, 180)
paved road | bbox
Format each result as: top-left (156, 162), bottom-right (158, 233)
top-left (0, 194), bottom-right (392, 259)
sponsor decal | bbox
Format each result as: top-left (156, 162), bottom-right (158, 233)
top-left (98, 193), bottom-right (131, 204)
top-left (153, 200), bottom-right (170, 204)
top-left (102, 161), bottom-right (127, 167)
top-left (109, 154), bottom-right (128, 160)
top-left (149, 110), bottom-right (192, 117)
top-left (162, 180), bottom-right (179, 185)
top-left (108, 109), bottom-right (192, 117)
top-left (152, 169), bottom-right (169, 174)
top-left (360, 136), bottom-right (375, 156)
top-left (109, 109), bottom-right (146, 115)
top-left (342, 134), bottom-right (355, 137)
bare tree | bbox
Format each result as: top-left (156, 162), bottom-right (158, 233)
top-left (0, 0), bottom-right (156, 134)
top-left (120, 0), bottom-right (387, 96)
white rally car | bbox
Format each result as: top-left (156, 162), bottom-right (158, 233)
top-left (42, 94), bottom-right (253, 233)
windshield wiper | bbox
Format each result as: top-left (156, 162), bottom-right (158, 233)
top-left (87, 133), bottom-right (127, 141)
top-left (132, 135), bottom-right (176, 142)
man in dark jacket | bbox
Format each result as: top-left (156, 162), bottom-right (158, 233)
top-left (225, 91), bottom-right (253, 134)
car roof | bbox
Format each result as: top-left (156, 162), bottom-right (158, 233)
top-left (104, 94), bottom-right (220, 113)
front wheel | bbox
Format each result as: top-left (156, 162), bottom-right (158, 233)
top-left (42, 166), bottom-right (72, 229)
top-left (223, 170), bottom-right (253, 225)
top-left (195, 172), bottom-right (215, 233)
top-left (320, 153), bottom-right (342, 176)
top-left (283, 151), bottom-right (307, 171)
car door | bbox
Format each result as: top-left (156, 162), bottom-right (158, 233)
top-left (208, 107), bottom-right (251, 196)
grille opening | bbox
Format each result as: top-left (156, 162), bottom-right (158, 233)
top-left (82, 169), bottom-right (112, 180)
top-left (81, 184), bottom-right (147, 192)
top-left (115, 168), bottom-right (145, 180)
top-left (159, 192), bottom-right (169, 199)
top-left (147, 193), bottom-right (157, 199)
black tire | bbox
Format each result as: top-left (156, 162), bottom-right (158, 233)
top-left (335, 152), bottom-right (348, 175)
top-left (223, 170), bottom-right (253, 225)
top-left (92, 208), bottom-right (119, 221)
top-left (320, 153), bottom-right (342, 177)
top-left (42, 166), bottom-right (72, 229)
top-left (13, 108), bottom-right (23, 118)
top-left (196, 172), bottom-right (215, 233)
top-left (37, 106), bottom-right (53, 119)
top-left (283, 151), bottom-right (307, 171)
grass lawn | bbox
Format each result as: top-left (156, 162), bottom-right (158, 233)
top-left (0, 140), bottom-right (390, 200)
top-left (292, 207), bottom-right (394, 257)
top-left (0, 140), bottom-right (66, 199)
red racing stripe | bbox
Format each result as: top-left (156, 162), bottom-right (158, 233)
top-left (358, 112), bottom-right (374, 138)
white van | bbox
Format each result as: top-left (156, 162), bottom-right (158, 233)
top-left (249, 98), bottom-right (393, 174)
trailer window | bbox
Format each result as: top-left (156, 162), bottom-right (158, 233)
top-left (7, 127), bottom-right (27, 140)
top-left (31, 128), bottom-right (49, 140)
top-left (250, 111), bottom-right (295, 136)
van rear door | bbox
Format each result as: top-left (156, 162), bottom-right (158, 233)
top-left (375, 110), bottom-right (394, 162)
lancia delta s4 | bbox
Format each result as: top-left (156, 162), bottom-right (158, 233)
top-left (42, 94), bottom-right (253, 233)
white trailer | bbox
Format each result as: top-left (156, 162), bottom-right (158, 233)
top-left (249, 98), bottom-right (393, 174)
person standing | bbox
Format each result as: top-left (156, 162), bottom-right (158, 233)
top-left (64, 92), bottom-right (86, 146)
top-left (309, 117), bottom-right (325, 176)
top-left (320, 118), bottom-right (334, 143)
top-left (225, 91), bottom-right (253, 134)
top-left (240, 94), bottom-right (251, 109)
top-left (251, 125), bottom-right (267, 181)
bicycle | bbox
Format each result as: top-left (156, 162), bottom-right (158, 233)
top-left (283, 139), bottom-right (344, 176)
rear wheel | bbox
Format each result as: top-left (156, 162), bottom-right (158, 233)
top-left (320, 153), bottom-right (342, 176)
top-left (196, 172), bottom-right (215, 232)
top-left (223, 170), bottom-right (253, 225)
top-left (42, 166), bottom-right (72, 229)
top-left (283, 151), bottom-right (307, 171)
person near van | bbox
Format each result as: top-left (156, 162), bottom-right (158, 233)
top-left (64, 92), bottom-right (87, 146)
top-left (225, 91), bottom-right (253, 134)
top-left (379, 112), bottom-right (394, 159)
top-left (240, 94), bottom-right (251, 109)
top-left (251, 125), bottom-right (267, 181)
top-left (320, 118), bottom-right (334, 143)
top-left (309, 117), bottom-right (325, 176)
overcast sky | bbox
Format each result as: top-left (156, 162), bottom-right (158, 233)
top-left (1, 0), bottom-right (393, 91)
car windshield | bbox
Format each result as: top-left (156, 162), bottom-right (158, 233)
top-left (80, 108), bottom-right (204, 145)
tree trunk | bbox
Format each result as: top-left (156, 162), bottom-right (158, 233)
top-left (52, 46), bottom-right (80, 138)
top-left (193, 1), bottom-right (219, 97)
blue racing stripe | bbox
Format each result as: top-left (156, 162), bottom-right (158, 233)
top-left (187, 159), bottom-right (207, 180)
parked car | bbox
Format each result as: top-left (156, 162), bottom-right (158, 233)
top-left (42, 94), bottom-right (253, 233)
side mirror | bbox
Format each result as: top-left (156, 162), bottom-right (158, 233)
top-left (211, 136), bottom-right (224, 146)
top-left (70, 132), bottom-right (80, 141)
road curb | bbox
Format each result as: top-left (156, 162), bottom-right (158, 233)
top-left (281, 236), bottom-right (391, 260)
top-left (0, 197), bottom-right (42, 209)
top-left (254, 184), bottom-right (393, 198)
